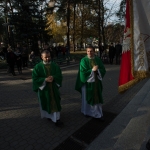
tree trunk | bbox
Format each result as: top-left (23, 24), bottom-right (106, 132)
top-left (73, 2), bottom-right (76, 52)
top-left (80, 4), bottom-right (84, 50)
top-left (101, 0), bottom-right (106, 52)
top-left (67, 0), bottom-right (70, 48)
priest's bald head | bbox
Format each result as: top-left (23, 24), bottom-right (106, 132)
top-left (41, 50), bottom-right (51, 63)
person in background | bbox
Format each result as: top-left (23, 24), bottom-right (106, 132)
top-left (61, 45), bottom-right (66, 57)
top-left (65, 45), bottom-right (70, 57)
top-left (146, 138), bottom-right (150, 150)
top-left (49, 46), bottom-right (54, 60)
top-left (32, 50), bottom-right (63, 127)
top-left (2, 46), bottom-right (7, 60)
top-left (0, 49), bottom-right (4, 60)
top-left (29, 51), bottom-right (35, 62)
top-left (6, 47), bottom-right (16, 76)
top-left (57, 44), bottom-right (62, 58)
top-left (75, 45), bottom-right (106, 121)
top-left (115, 42), bottom-right (122, 65)
top-left (14, 48), bottom-right (22, 74)
top-left (53, 46), bottom-right (58, 58)
top-left (22, 45), bottom-right (28, 68)
top-left (109, 43), bottom-right (115, 65)
top-left (16, 43), bottom-right (23, 53)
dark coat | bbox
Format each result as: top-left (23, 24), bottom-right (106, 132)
top-left (15, 52), bottom-right (22, 64)
top-left (109, 46), bottom-right (115, 58)
top-left (115, 44), bottom-right (122, 56)
top-left (6, 51), bottom-right (16, 64)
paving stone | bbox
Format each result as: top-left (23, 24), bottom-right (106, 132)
top-left (0, 64), bottom-right (147, 150)
top-left (18, 140), bottom-right (28, 146)
top-left (10, 141), bottom-right (19, 147)
top-left (33, 143), bottom-right (44, 150)
top-left (36, 138), bottom-right (45, 144)
top-left (27, 138), bottom-right (36, 145)
top-left (24, 145), bottom-right (34, 150)
top-left (0, 141), bottom-right (10, 149)
top-left (44, 143), bottom-right (52, 149)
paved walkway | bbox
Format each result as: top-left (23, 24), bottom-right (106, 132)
top-left (87, 79), bottom-right (150, 150)
top-left (0, 64), bottom-right (148, 150)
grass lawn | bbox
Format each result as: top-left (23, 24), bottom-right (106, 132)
top-left (70, 49), bottom-right (86, 57)
top-left (70, 50), bottom-right (86, 54)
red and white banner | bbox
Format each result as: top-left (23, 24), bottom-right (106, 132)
top-left (119, 0), bottom-right (150, 92)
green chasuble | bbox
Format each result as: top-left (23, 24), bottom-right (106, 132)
top-left (75, 56), bottom-right (106, 106)
top-left (32, 61), bottom-right (63, 114)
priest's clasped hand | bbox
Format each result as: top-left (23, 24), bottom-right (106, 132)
top-left (45, 76), bottom-right (54, 82)
top-left (92, 65), bottom-right (98, 71)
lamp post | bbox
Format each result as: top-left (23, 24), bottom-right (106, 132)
top-left (48, 0), bottom-right (70, 48)
top-left (4, 0), bottom-right (10, 47)
top-left (9, 25), bottom-right (15, 50)
top-left (73, 1), bottom-right (76, 52)
top-left (3, 24), bottom-right (14, 47)
top-left (2, 22), bottom-right (10, 46)
top-left (2, 23), bottom-right (16, 50)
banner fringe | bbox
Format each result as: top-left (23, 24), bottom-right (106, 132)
top-left (134, 71), bottom-right (150, 78)
top-left (119, 78), bottom-right (139, 93)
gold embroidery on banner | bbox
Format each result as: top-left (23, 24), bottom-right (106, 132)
top-left (119, 0), bottom-right (138, 93)
top-left (122, 28), bottom-right (131, 53)
top-left (130, 1), bottom-right (148, 75)
top-left (138, 35), bottom-right (145, 67)
top-left (134, 71), bottom-right (150, 78)
top-left (119, 78), bottom-right (139, 93)
top-left (119, 71), bottom-right (150, 93)
top-left (119, 0), bottom-right (150, 93)
top-left (129, 1), bottom-right (147, 76)
top-left (44, 65), bottom-right (58, 113)
top-left (129, 0), bottom-right (134, 77)
top-left (147, 51), bottom-right (150, 70)
top-left (142, 35), bottom-right (150, 70)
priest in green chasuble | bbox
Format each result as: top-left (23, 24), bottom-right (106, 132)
top-left (32, 50), bottom-right (63, 127)
top-left (75, 46), bottom-right (106, 120)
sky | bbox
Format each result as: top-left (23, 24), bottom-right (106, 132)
top-left (105, 0), bottom-right (123, 24)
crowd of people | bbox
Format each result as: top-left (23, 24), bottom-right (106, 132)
top-left (0, 44), bottom-right (34, 76)
top-left (5, 46), bottom-right (28, 76)
top-left (42, 44), bottom-right (70, 60)
top-left (108, 42), bottom-right (122, 65)
top-left (0, 43), bottom-right (71, 76)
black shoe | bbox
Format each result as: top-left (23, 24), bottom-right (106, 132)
top-left (146, 139), bottom-right (150, 150)
top-left (55, 120), bottom-right (64, 127)
top-left (99, 116), bottom-right (105, 122)
top-left (12, 73), bottom-right (16, 76)
top-left (47, 118), bottom-right (51, 121)
top-left (85, 115), bottom-right (90, 118)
